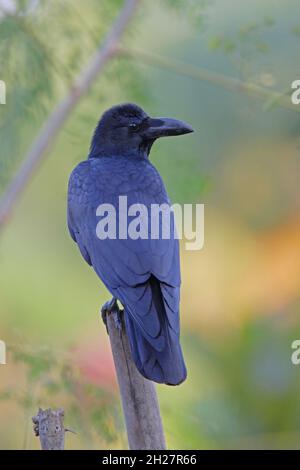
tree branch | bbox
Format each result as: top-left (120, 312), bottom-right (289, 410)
top-left (0, 0), bottom-right (140, 229)
top-left (1, 12), bottom-right (297, 231)
top-left (117, 47), bottom-right (298, 113)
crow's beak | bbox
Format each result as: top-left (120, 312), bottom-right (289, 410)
top-left (144, 117), bottom-right (194, 139)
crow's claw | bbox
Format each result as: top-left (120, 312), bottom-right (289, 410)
top-left (112, 307), bottom-right (124, 336)
top-left (100, 298), bottom-right (123, 335)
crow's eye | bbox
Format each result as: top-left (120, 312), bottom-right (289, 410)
top-left (129, 122), bottom-right (139, 131)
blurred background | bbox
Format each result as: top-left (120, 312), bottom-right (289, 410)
top-left (1, 0), bottom-right (300, 449)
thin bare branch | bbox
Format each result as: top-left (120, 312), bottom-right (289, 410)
top-left (118, 47), bottom-right (298, 113)
top-left (1, 15), bottom-right (298, 231)
top-left (0, 0), bottom-right (140, 229)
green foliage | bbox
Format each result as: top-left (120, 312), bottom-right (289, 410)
top-left (0, 343), bottom-right (122, 447)
top-left (0, 0), bottom-right (138, 189)
top-left (208, 17), bottom-right (275, 79)
top-left (161, 0), bottom-right (210, 29)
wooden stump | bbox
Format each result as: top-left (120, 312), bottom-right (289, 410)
top-left (32, 408), bottom-right (65, 450)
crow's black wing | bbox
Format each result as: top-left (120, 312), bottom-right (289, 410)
top-left (68, 157), bottom-right (186, 384)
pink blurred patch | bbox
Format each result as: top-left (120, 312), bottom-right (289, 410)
top-left (73, 341), bottom-right (117, 390)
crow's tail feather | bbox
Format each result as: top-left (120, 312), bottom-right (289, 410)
top-left (124, 276), bottom-right (187, 386)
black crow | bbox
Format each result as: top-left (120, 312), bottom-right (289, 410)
top-left (67, 103), bottom-right (193, 385)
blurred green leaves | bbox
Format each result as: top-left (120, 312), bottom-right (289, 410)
top-left (0, 0), bottom-right (137, 190)
top-left (161, 0), bottom-right (210, 29)
top-left (208, 16), bottom-right (275, 59)
top-left (0, 343), bottom-right (121, 448)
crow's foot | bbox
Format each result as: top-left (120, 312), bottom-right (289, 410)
top-left (101, 298), bottom-right (123, 335)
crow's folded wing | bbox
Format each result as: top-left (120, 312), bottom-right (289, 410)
top-left (67, 158), bottom-right (181, 351)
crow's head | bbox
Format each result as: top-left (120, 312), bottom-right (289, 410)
top-left (89, 103), bottom-right (193, 159)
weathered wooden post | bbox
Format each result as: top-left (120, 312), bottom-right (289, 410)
top-left (105, 306), bottom-right (166, 450)
top-left (32, 408), bottom-right (65, 450)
